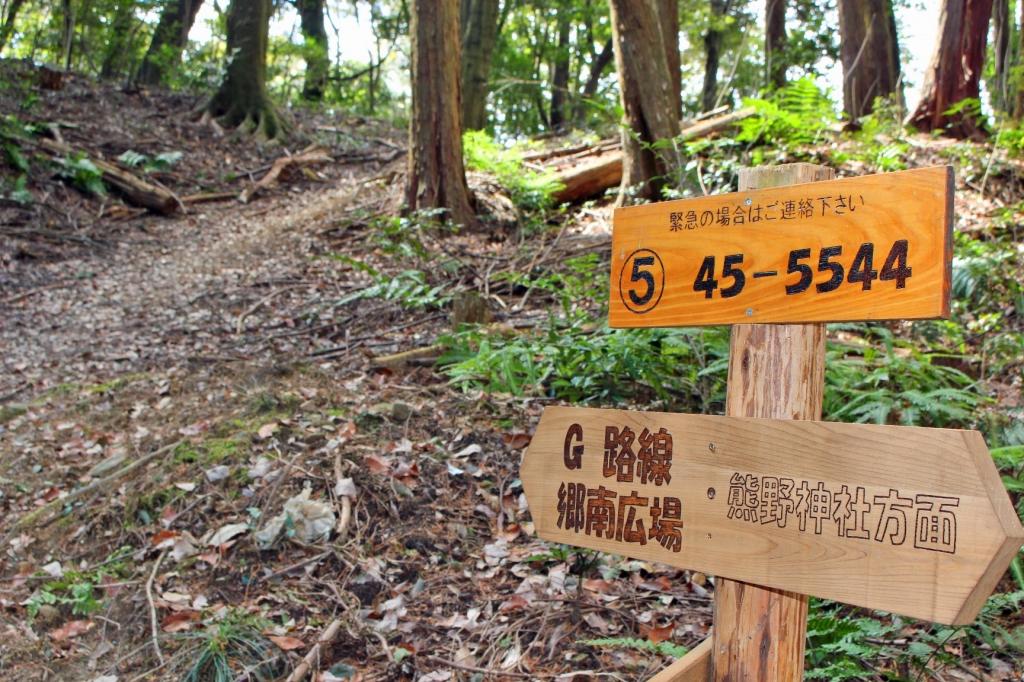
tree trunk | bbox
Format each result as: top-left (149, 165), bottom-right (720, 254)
top-left (204, 0), bottom-right (281, 139)
top-left (0, 0), bottom-right (27, 52)
top-left (549, 13), bottom-right (571, 130)
top-left (297, 0), bottom-right (328, 100)
top-left (100, 0), bottom-right (136, 79)
top-left (992, 0), bottom-right (1012, 112)
top-left (906, 0), bottom-right (994, 139)
top-left (137, 0), bottom-right (204, 86)
top-left (765, 0), bottom-right (786, 88)
top-left (1016, 0), bottom-right (1024, 118)
top-left (701, 0), bottom-right (728, 112)
top-left (61, 0), bottom-right (74, 70)
top-left (609, 0), bottom-right (681, 203)
top-left (573, 37), bottom-right (613, 123)
top-left (406, 0), bottom-right (477, 228)
top-left (837, 0), bottom-right (902, 121)
top-left (459, 0), bottom-right (499, 130)
top-left (659, 0), bottom-right (681, 118)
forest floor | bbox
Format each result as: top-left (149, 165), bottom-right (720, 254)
top-left (0, 66), bottom-right (1022, 681)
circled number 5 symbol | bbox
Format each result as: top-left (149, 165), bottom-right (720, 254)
top-left (619, 249), bottom-right (665, 314)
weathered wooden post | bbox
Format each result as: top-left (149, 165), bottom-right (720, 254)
top-left (520, 164), bottom-right (1024, 682)
top-left (711, 164), bottom-right (832, 681)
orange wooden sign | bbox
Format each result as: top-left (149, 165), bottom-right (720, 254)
top-left (608, 166), bottom-right (953, 327)
top-left (521, 406), bottom-right (1024, 625)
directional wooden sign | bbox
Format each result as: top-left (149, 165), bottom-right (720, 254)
top-left (608, 166), bottom-right (953, 327)
top-left (521, 406), bottom-right (1024, 625)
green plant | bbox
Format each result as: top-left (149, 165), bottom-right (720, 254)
top-left (336, 266), bottom-right (452, 311)
top-left (117, 149), bottom-right (183, 173)
top-left (181, 609), bottom-right (280, 682)
top-left (737, 77), bottom-right (836, 149)
top-left (26, 548), bottom-right (131, 619)
top-left (55, 152), bottom-right (106, 196)
top-left (463, 129), bottom-right (564, 212)
top-left (581, 636), bottom-right (688, 659)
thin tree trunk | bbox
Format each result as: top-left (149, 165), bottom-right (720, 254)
top-left (549, 13), bottom-right (571, 130)
top-left (907, 0), bottom-right (994, 139)
top-left (406, 0), bottom-right (477, 228)
top-left (100, 0), bottom-right (135, 79)
top-left (1016, 0), bottom-right (1024, 117)
top-left (659, 0), bottom-right (681, 118)
top-left (701, 0), bottom-right (729, 113)
top-left (837, 0), bottom-right (902, 121)
top-left (992, 0), bottom-right (1012, 112)
top-left (573, 36), bottom-right (613, 123)
top-left (204, 0), bottom-right (281, 139)
top-left (61, 0), bottom-right (74, 70)
top-left (459, 0), bottom-right (499, 130)
top-left (297, 0), bottom-right (328, 100)
top-left (0, 0), bottom-right (27, 52)
top-left (136, 0), bottom-right (204, 86)
top-left (765, 0), bottom-right (786, 88)
top-left (609, 0), bottom-right (681, 203)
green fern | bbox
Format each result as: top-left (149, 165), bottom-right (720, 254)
top-left (581, 636), bottom-right (688, 659)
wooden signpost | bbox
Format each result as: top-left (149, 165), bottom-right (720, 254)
top-left (520, 164), bottom-right (1024, 681)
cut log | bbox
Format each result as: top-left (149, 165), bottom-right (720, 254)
top-left (37, 138), bottom-right (180, 215)
top-left (549, 106), bottom-right (756, 204)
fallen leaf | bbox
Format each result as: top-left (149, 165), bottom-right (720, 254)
top-left (151, 529), bottom-right (180, 549)
top-left (583, 578), bottom-right (613, 594)
top-left (49, 619), bottom-right (94, 642)
top-left (174, 481), bottom-right (196, 492)
top-left (640, 622), bottom-right (675, 644)
top-left (365, 454), bottom-right (391, 474)
top-left (257, 422), bottom-right (279, 440)
top-left (161, 611), bottom-right (200, 633)
top-left (268, 635), bottom-right (306, 651)
top-left (502, 432), bottom-right (532, 449)
top-left (498, 594), bottom-right (530, 612)
top-left (206, 522), bottom-right (248, 546)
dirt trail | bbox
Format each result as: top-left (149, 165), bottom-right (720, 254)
top-left (1, 179), bottom-right (368, 399)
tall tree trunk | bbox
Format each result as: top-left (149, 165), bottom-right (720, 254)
top-left (100, 0), bottom-right (135, 79)
top-left (203, 0), bottom-right (281, 139)
top-left (837, 0), bottom-right (902, 121)
top-left (0, 0), bottom-right (27, 52)
top-left (297, 0), bottom-right (328, 100)
top-left (573, 36), bottom-right (613, 122)
top-left (136, 0), bottom-right (204, 86)
top-left (992, 0), bottom-right (1012, 112)
top-left (61, 0), bottom-right (74, 70)
top-left (765, 0), bottom-right (786, 88)
top-left (907, 0), bottom-right (994, 139)
top-left (406, 0), bottom-right (477, 228)
top-left (701, 0), bottom-right (729, 112)
top-left (549, 13), bottom-right (571, 130)
top-left (609, 0), bottom-right (681, 203)
top-left (1016, 0), bottom-right (1024, 117)
top-left (460, 0), bottom-right (499, 130)
top-left (659, 0), bottom-right (681, 118)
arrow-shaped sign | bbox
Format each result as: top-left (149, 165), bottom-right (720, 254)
top-left (521, 406), bottom-right (1024, 625)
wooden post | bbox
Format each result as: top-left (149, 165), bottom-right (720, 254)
top-left (710, 163), bottom-right (834, 681)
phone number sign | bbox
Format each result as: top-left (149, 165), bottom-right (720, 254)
top-left (608, 166), bottom-right (953, 327)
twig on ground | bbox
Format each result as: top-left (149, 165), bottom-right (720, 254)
top-left (284, 617), bottom-right (345, 682)
top-left (146, 548), bottom-right (168, 666)
top-left (422, 655), bottom-right (535, 678)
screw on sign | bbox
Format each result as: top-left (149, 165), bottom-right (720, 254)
top-left (519, 164), bottom-right (1024, 682)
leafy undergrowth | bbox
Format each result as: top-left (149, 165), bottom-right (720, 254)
top-left (1, 75), bottom-right (1024, 682)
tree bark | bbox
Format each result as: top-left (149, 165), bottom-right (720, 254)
top-left (701, 0), bottom-right (729, 113)
top-left (765, 0), bottom-right (786, 88)
top-left (992, 0), bottom-right (1012, 112)
top-left (660, 0), bottom-right (681, 118)
top-left (100, 0), bottom-right (136, 79)
top-left (1016, 0), bottom-right (1024, 117)
top-left (406, 0), bottom-right (477, 228)
top-left (136, 0), bottom-right (204, 86)
top-left (906, 0), bottom-right (994, 139)
top-left (549, 13), bottom-right (572, 130)
top-left (609, 0), bottom-right (681, 203)
top-left (459, 0), bottom-right (499, 130)
top-left (0, 0), bottom-right (27, 52)
top-left (837, 0), bottom-right (902, 121)
top-left (61, 0), bottom-right (74, 70)
top-left (573, 38), bottom-right (614, 123)
top-left (297, 0), bottom-right (328, 100)
top-left (204, 0), bottom-right (281, 139)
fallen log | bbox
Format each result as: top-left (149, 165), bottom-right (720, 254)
top-left (37, 138), bottom-right (180, 215)
top-left (549, 106), bottom-right (756, 204)
top-left (238, 145), bottom-right (332, 203)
